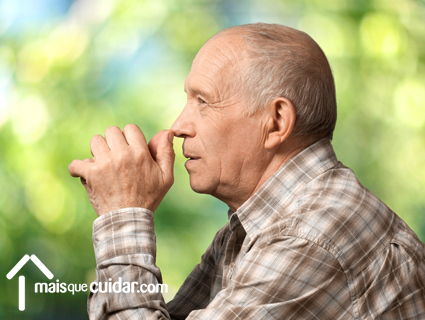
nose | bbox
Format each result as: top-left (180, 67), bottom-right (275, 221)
top-left (171, 105), bottom-right (196, 138)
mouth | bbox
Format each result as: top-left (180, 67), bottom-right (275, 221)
top-left (182, 141), bottom-right (200, 164)
top-left (183, 152), bottom-right (200, 161)
top-left (185, 156), bottom-right (200, 161)
top-left (183, 153), bottom-right (200, 169)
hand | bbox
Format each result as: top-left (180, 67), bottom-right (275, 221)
top-left (68, 124), bottom-right (175, 216)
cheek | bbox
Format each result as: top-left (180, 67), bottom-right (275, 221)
top-left (220, 132), bottom-right (264, 170)
top-left (198, 134), bottom-right (225, 169)
top-left (202, 154), bottom-right (222, 177)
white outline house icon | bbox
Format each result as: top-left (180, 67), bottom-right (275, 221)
top-left (6, 254), bottom-right (54, 311)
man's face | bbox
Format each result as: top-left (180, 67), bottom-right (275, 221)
top-left (171, 33), bottom-right (269, 205)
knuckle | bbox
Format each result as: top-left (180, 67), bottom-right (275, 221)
top-left (105, 126), bottom-right (120, 135)
top-left (101, 156), bottom-right (113, 167)
top-left (168, 149), bottom-right (176, 158)
top-left (68, 160), bottom-right (79, 174)
top-left (115, 150), bottom-right (130, 163)
top-left (88, 162), bottom-right (97, 172)
top-left (89, 164), bottom-right (101, 178)
top-left (134, 149), bottom-right (146, 161)
top-left (124, 123), bottom-right (138, 131)
top-left (90, 134), bottom-right (103, 144)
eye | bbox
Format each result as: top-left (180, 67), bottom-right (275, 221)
top-left (198, 97), bottom-right (206, 104)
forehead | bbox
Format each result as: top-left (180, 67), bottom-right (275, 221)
top-left (194, 34), bottom-right (244, 70)
top-left (185, 33), bottom-right (247, 93)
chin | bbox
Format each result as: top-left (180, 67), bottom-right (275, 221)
top-left (189, 175), bottom-right (218, 195)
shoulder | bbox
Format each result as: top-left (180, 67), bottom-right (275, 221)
top-left (280, 161), bottom-right (396, 271)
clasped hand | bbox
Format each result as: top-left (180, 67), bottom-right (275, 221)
top-left (68, 124), bottom-right (175, 216)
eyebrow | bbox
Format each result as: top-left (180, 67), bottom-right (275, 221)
top-left (184, 85), bottom-right (211, 98)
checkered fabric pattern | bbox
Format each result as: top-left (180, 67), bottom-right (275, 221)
top-left (88, 138), bottom-right (425, 319)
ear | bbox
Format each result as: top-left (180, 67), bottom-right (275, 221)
top-left (264, 97), bottom-right (296, 149)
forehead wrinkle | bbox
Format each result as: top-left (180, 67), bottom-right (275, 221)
top-left (204, 54), bottom-right (241, 103)
top-left (186, 72), bottom-right (218, 98)
top-left (206, 46), bottom-right (240, 84)
top-left (195, 35), bottom-right (242, 75)
top-left (209, 35), bottom-right (248, 102)
top-left (187, 33), bottom-right (249, 106)
top-left (187, 67), bottom-right (228, 103)
top-left (192, 52), bottom-right (229, 80)
top-left (213, 33), bottom-right (247, 69)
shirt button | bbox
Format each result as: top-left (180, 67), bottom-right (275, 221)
top-left (229, 262), bottom-right (235, 270)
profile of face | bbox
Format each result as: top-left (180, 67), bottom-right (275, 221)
top-left (171, 33), bottom-right (275, 208)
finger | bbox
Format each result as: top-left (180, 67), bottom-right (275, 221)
top-left (122, 124), bottom-right (149, 152)
top-left (90, 135), bottom-right (110, 158)
top-left (80, 177), bottom-right (99, 216)
top-left (104, 126), bottom-right (128, 150)
top-left (83, 158), bottom-right (94, 163)
top-left (148, 129), bottom-right (168, 161)
top-left (80, 178), bottom-right (93, 199)
top-left (68, 159), bottom-right (90, 179)
top-left (80, 177), bottom-right (89, 187)
top-left (80, 176), bottom-right (91, 193)
top-left (154, 130), bottom-right (175, 183)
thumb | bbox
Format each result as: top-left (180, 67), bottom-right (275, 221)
top-left (155, 130), bottom-right (175, 184)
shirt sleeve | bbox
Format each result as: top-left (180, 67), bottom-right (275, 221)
top-left (87, 207), bottom-right (221, 320)
top-left (88, 207), bottom-right (169, 320)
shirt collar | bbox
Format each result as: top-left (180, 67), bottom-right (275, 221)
top-left (228, 138), bottom-right (339, 237)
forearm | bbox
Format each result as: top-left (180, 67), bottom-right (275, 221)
top-left (88, 207), bottom-right (170, 320)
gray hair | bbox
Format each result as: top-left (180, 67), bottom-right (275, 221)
top-left (219, 23), bottom-right (337, 140)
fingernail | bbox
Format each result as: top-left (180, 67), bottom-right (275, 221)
top-left (168, 131), bottom-right (174, 143)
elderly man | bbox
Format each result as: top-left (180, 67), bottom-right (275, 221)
top-left (69, 23), bottom-right (425, 319)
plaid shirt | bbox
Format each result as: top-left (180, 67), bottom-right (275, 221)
top-left (88, 138), bottom-right (425, 319)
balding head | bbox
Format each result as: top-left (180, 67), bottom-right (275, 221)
top-left (217, 23), bottom-right (337, 140)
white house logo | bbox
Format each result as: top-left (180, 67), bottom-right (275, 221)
top-left (6, 254), bottom-right (54, 311)
top-left (6, 254), bottom-right (168, 312)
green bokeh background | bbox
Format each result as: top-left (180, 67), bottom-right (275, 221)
top-left (0, 0), bottom-right (424, 318)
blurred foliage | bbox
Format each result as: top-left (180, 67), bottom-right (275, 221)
top-left (0, 0), bottom-right (424, 318)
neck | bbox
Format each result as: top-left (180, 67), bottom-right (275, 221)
top-left (221, 137), bottom-right (312, 212)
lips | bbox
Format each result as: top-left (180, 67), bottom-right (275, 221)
top-left (183, 152), bottom-right (200, 160)
top-left (183, 152), bottom-right (200, 170)
top-left (183, 154), bottom-right (199, 160)
top-left (182, 142), bottom-right (200, 162)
